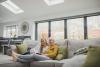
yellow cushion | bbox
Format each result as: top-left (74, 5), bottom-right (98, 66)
top-left (56, 54), bottom-right (63, 60)
top-left (16, 44), bottom-right (28, 54)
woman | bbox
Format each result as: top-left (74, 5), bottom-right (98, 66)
top-left (29, 38), bottom-right (48, 54)
top-left (12, 38), bottom-right (58, 62)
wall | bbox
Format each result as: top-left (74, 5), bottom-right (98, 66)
top-left (33, 7), bottom-right (100, 21)
top-left (0, 20), bottom-right (35, 40)
top-left (0, 23), bottom-right (3, 37)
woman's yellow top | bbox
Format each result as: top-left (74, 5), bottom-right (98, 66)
top-left (43, 44), bottom-right (58, 59)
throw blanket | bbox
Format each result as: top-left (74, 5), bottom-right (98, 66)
top-left (61, 55), bottom-right (87, 67)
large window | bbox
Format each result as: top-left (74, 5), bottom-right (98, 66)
top-left (87, 16), bottom-right (100, 39)
top-left (35, 13), bottom-right (100, 40)
top-left (51, 20), bottom-right (64, 40)
top-left (38, 22), bottom-right (48, 40)
top-left (67, 18), bottom-right (84, 40)
top-left (3, 25), bottom-right (18, 38)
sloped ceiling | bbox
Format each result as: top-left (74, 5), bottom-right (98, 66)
top-left (0, 0), bottom-right (100, 23)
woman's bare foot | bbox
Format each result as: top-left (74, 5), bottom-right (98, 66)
top-left (11, 51), bottom-right (20, 61)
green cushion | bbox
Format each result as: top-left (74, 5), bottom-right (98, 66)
top-left (16, 44), bottom-right (28, 54)
top-left (82, 46), bottom-right (100, 67)
top-left (55, 46), bottom-right (68, 60)
top-left (56, 54), bottom-right (63, 60)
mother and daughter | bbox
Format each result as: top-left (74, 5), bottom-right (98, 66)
top-left (12, 37), bottom-right (59, 62)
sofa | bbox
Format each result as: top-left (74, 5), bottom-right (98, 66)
top-left (0, 38), bottom-right (100, 67)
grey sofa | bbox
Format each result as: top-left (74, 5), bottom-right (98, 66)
top-left (0, 38), bottom-right (100, 67)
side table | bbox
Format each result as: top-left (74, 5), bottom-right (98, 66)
top-left (1, 45), bottom-right (10, 55)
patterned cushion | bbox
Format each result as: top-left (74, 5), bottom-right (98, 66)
top-left (74, 47), bottom-right (88, 55)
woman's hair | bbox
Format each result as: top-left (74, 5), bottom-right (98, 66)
top-left (40, 38), bottom-right (48, 53)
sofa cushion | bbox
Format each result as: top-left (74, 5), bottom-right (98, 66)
top-left (55, 39), bottom-right (67, 46)
top-left (68, 38), bottom-right (100, 58)
top-left (23, 40), bottom-right (40, 49)
top-left (82, 46), bottom-right (100, 67)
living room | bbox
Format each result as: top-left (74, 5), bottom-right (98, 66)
top-left (0, 0), bottom-right (100, 67)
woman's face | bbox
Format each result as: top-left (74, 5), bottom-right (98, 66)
top-left (41, 39), bottom-right (47, 47)
top-left (49, 39), bottom-right (54, 45)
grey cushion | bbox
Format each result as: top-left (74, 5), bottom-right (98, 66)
top-left (55, 39), bottom-right (68, 46)
top-left (23, 40), bottom-right (40, 48)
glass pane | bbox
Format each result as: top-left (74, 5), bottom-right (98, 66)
top-left (67, 18), bottom-right (84, 40)
top-left (38, 22), bottom-right (48, 40)
top-left (87, 16), bottom-right (100, 39)
top-left (51, 20), bottom-right (64, 40)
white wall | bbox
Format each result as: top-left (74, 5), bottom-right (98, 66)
top-left (0, 23), bottom-right (3, 37)
top-left (0, 20), bottom-right (35, 40)
top-left (33, 7), bottom-right (100, 21)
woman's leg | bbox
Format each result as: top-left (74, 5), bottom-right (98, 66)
top-left (12, 51), bottom-right (51, 62)
top-left (22, 51), bottom-right (30, 55)
top-left (17, 57), bottom-right (35, 63)
top-left (18, 54), bottom-right (34, 60)
top-left (12, 51), bottom-right (36, 62)
top-left (31, 54), bottom-right (51, 61)
top-left (18, 54), bottom-right (51, 61)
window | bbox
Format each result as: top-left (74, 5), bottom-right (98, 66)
top-left (67, 18), bottom-right (84, 40)
top-left (87, 16), bottom-right (100, 39)
top-left (51, 20), bottom-right (64, 40)
top-left (3, 25), bottom-right (18, 38)
top-left (35, 13), bottom-right (100, 40)
top-left (38, 22), bottom-right (48, 40)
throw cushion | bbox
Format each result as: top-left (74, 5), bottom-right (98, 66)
top-left (16, 44), bottom-right (28, 54)
top-left (56, 54), bottom-right (63, 60)
top-left (82, 46), bottom-right (100, 67)
top-left (74, 47), bottom-right (88, 55)
top-left (55, 46), bottom-right (68, 60)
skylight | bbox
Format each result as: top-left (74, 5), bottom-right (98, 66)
top-left (44, 0), bottom-right (64, 6)
top-left (0, 0), bottom-right (24, 14)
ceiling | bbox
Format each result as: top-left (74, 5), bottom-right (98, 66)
top-left (0, 0), bottom-right (100, 23)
